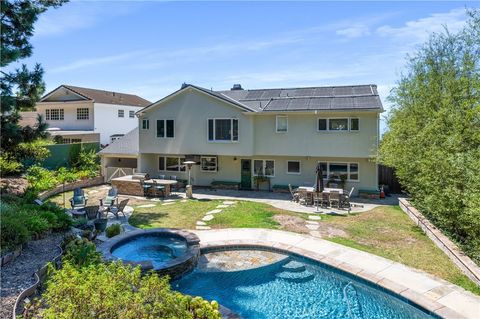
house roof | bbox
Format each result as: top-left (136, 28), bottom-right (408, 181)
top-left (217, 84), bottom-right (383, 112)
top-left (41, 85), bottom-right (151, 107)
top-left (18, 112), bottom-right (39, 127)
top-left (98, 127), bottom-right (138, 156)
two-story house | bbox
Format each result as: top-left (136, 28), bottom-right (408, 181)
top-left (100, 83), bottom-right (382, 193)
top-left (35, 85), bottom-right (151, 145)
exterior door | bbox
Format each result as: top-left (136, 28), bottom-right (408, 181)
top-left (240, 159), bottom-right (252, 190)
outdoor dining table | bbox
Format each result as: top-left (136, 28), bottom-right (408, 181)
top-left (144, 179), bottom-right (178, 197)
top-left (297, 186), bottom-right (344, 194)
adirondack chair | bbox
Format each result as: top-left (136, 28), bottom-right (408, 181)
top-left (69, 188), bottom-right (88, 210)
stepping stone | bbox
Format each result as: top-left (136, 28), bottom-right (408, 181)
top-left (137, 204), bottom-right (156, 208)
top-left (206, 209), bottom-right (222, 215)
top-left (202, 215), bottom-right (214, 221)
top-left (162, 202), bottom-right (175, 206)
top-left (309, 231), bottom-right (321, 237)
top-left (180, 199), bottom-right (188, 202)
top-left (305, 220), bottom-right (319, 225)
top-left (223, 201), bottom-right (236, 205)
top-left (88, 190), bottom-right (99, 194)
top-left (196, 221), bottom-right (207, 226)
top-left (196, 226), bottom-right (211, 230)
top-left (216, 205), bottom-right (230, 208)
top-left (306, 224), bottom-right (319, 230)
top-left (308, 215), bottom-right (321, 220)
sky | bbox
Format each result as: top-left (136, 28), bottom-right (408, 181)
top-left (19, 1), bottom-right (478, 131)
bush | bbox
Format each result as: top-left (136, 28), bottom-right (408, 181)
top-left (17, 139), bottom-right (51, 168)
top-left (63, 238), bottom-right (101, 267)
top-left (0, 213), bottom-right (30, 250)
top-left (72, 149), bottom-right (99, 174)
top-left (0, 153), bottom-right (23, 176)
top-left (24, 214), bottom-right (50, 238)
top-left (33, 262), bottom-right (221, 319)
top-left (26, 165), bottom-right (57, 192)
top-left (105, 223), bottom-right (121, 238)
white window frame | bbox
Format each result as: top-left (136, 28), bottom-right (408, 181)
top-left (317, 161), bottom-right (360, 182)
top-left (118, 110), bottom-right (124, 118)
top-left (317, 117), bottom-right (360, 132)
top-left (207, 118), bottom-right (239, 143)
top-left (46, 109), bottom-right (64, 121)
top-left (129, 110), bottom-right (135, 118)
top-left (158, 156), bottom-right (185, 172)
top-left (141, 119), bottom-right (150, 130)
top-left (286, 160), bottom-right (301, 175)
top-left (200, 156), bottom-right (218, 172)
top-left (276, 115), bottom-right (288, 133)
top-left (253, 159), bottom-right (275, 177)
top-left (76, 108), bottom-right (89, 120)
top-left (156, 119), bottom-right (175, 139)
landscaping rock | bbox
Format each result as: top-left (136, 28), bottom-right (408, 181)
top-left (202, 215), bottom-right (215, 221)
top-left (196, 221), bottom-right (207, 226)
top-left (206, 209), bottom-right (222, 215)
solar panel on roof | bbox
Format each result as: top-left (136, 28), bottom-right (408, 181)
top-left (287, 98), bottom-right (310, 110)
top-left (261, 89), bottom-right (281, 99)
top-left (264, 99), bottom-right (289, 111)
top-left (293, 88), bottom-right (315, 97)
top-left (313, 87), bottom-right (333, 97)
top-left (308, 97), bottom-right (332, 110)
top-left (245, 90), bottom-right (264, 99)
top-left (280, 89), bottom-right (296, 97)
top-left (333, 87), bottom-right (354, 96)
top-left (354, 96), bottom-right (379, 108)
top-left (352, 86), bottom-right (373, 95)
top-left (331, 97), bottom-right (354, 109)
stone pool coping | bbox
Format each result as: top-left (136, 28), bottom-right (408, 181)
top-left (192, 228), bottom-right (480, 319)
top-left (98, 228), bottom-right (200, 278)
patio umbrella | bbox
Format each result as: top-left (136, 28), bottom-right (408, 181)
top-left (315, 163), bottom-right (324, 212)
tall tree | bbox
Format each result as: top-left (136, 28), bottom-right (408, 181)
top-left (379, 10), bottom-right (480, 263)
top-left (1, 0), bottom-right (67, 151)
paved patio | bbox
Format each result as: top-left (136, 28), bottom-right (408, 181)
top-left (193, 228), bottom-right (480, 319)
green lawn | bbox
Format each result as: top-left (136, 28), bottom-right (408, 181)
top-left (128, 199), bottom-right (479, 295)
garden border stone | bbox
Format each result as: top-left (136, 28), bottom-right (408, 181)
top-left (399, 198), bottom-right (480, 286)
top-left (38, 176), bottom-right (105, 200)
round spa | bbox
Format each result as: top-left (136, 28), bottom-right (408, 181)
top-left (98, 228), bottom-right (200, 279)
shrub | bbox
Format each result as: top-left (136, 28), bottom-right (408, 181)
top-left (26, 165), bottom-right (57, 192)
top-left (62, 238), bottom-right (101, 267)
top-left (0, 213), bottom-right (30, 249)
top-left (105, 223), bottom-right (121, 238)
top-left (24, 214), bottom-right (50, 238)
top-left (17, 139), bottom-right (51, 168)
top-left (72, 149), bottom-right (99, 174)
top-left (0, 153), bottom-right (23, 176)
top-left (36, 262), bottom-right (221, 319)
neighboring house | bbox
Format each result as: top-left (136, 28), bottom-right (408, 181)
top-left (100, 83), bottom-right (383, 193)
top-left (35, 85), bottom-right (151, 145)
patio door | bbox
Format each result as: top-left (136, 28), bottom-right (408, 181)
top-left (240, 159), bottom-right (252, 190)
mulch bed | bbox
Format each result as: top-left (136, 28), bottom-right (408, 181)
top-left (0, 233), bottom-right (64, 319)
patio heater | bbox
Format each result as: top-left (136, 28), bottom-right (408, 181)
top-left (183, 161), bottom-right (196, 199)
top-left (315, 162), bottom-right (324, 213)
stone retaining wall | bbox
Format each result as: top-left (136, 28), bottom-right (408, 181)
top-left (38, 176), bottom-right (105, 200)
top-left (399, 198), bottom-right (480, 286)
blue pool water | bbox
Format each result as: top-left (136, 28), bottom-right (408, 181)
top-left (111, 235), bottom-right (187, 269)
top-left (173, 249), bottom-right (437, 319)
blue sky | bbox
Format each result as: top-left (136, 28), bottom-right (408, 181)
top-left (21, 1), bottom-right (477, 130)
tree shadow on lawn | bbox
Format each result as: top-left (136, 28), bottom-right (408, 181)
top-left (129, 211), bottom-right (169, 228)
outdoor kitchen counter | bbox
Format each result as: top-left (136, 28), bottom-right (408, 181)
top-left (111, 175), bottom-right (177, 197)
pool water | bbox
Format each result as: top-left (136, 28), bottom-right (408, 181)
top-left (111, 235), bottom-right (187, 269)
top-left (173, 249), bottom-right (437, 319)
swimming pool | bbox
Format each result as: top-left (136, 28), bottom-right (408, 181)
top-left (173, 248), bottom-right (438, 319)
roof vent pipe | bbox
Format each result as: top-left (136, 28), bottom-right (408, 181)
top-left (181, 82), bottom-right (188, 89)
top-left (231, 84), bottom-right (243, 90)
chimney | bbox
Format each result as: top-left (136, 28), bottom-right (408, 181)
top-left (231, 84), bottom-right (243, 91)
top-left (181, 82), bottom-right (188, 89)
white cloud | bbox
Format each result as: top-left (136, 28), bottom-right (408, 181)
top-left (376, 8), bottom-right (467, 44)
top-left (336, 24), bottom-right (371, 38)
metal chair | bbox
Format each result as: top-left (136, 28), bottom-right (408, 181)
top-left (141, 180), bottom-right (152, 197)
top-left (153, 181), bottom-right (165, 198)
top-left (340, 187), bottom-right (355, 210)
top-left (321, 192), bottom-right (330, 208)
top-left (329, 191), bottom-right (340, 208)
top-left (288, 184), bottom-right (299, 202)
top-left (109, 199), bottom-right (129, 219)
top-left (158, 174), bottom-right (166, 179)
top-left (169, 175), bottom-right (178, 192)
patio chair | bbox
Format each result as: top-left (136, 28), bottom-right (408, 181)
top-left (288, 184), bottom-right (299, 202)
top-left (101, 187), bottom-right (118, 206)
top-left (329, 191), bottom-right (341, 208)
top-left (84, 205), bottom-right (100, 220)
top-left (141, 180), bottom-right (152, 197)
top-left (153, 180), bottom-right (165, 198)
top-left (340, 187), bottom-right (355, 209)
top-left (109, 199), bottom-right (129, 219)
top-left (69, 188), bottom-right (88, 210)
top-left (158, 174), bottom-right (166, 179)
top-left (321, 192), bottom-right (330, 208)
top-left (170, 175), bottom-right (178, 192)
top-left (298, 190), bottom-right (312, 206)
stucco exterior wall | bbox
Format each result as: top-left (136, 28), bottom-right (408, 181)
top-left (138, 88), bottom-right (255, 156)
top-left (36, 101), bottom-right (94, 131)
top-left (93, 103), bottom-right (143, 145)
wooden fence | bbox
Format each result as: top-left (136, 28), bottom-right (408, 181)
top-left (378, 164), bottom-right (403, 194)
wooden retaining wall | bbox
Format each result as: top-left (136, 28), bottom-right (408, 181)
top-left (38, 176), bottom-right (105, 200)
top-left (399, 198), bottom-right (480, 286)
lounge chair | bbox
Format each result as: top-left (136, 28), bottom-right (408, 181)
top-left (288, 184), bottom-right (299, 202)
top-left (84, 205), bottom-right (100, 220)
top-left (69, 188), bottom-right (88, 210)
top-left (109, 199), bottom-right (129, 219)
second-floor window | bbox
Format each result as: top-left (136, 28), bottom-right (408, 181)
top-left (276, 116), bottom-right (288, 133)
top-left (76, 108), bottom-right (89, 120)
top-left (318, 118), bottom-right (359, 132)
top-left (156, 119), bottom-right (175, 138)
top-left (45, 109), bottom-right (64, 120)
top-left (208, 118), bottom-right (239, 142)
top-left (129, 110), bottom-right (135, 118)
top-left (118, 110), bottom-right (124, 118)
top-left (142, 119), bottom-right (149, 130)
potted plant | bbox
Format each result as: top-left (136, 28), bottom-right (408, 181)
top-left (94, 207), bottom-right (108, 232)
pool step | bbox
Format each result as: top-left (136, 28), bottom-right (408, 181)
top-left (276, 270), bottom-right (315, 283)
top-left (281, 261), bottom-right (306, 273)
